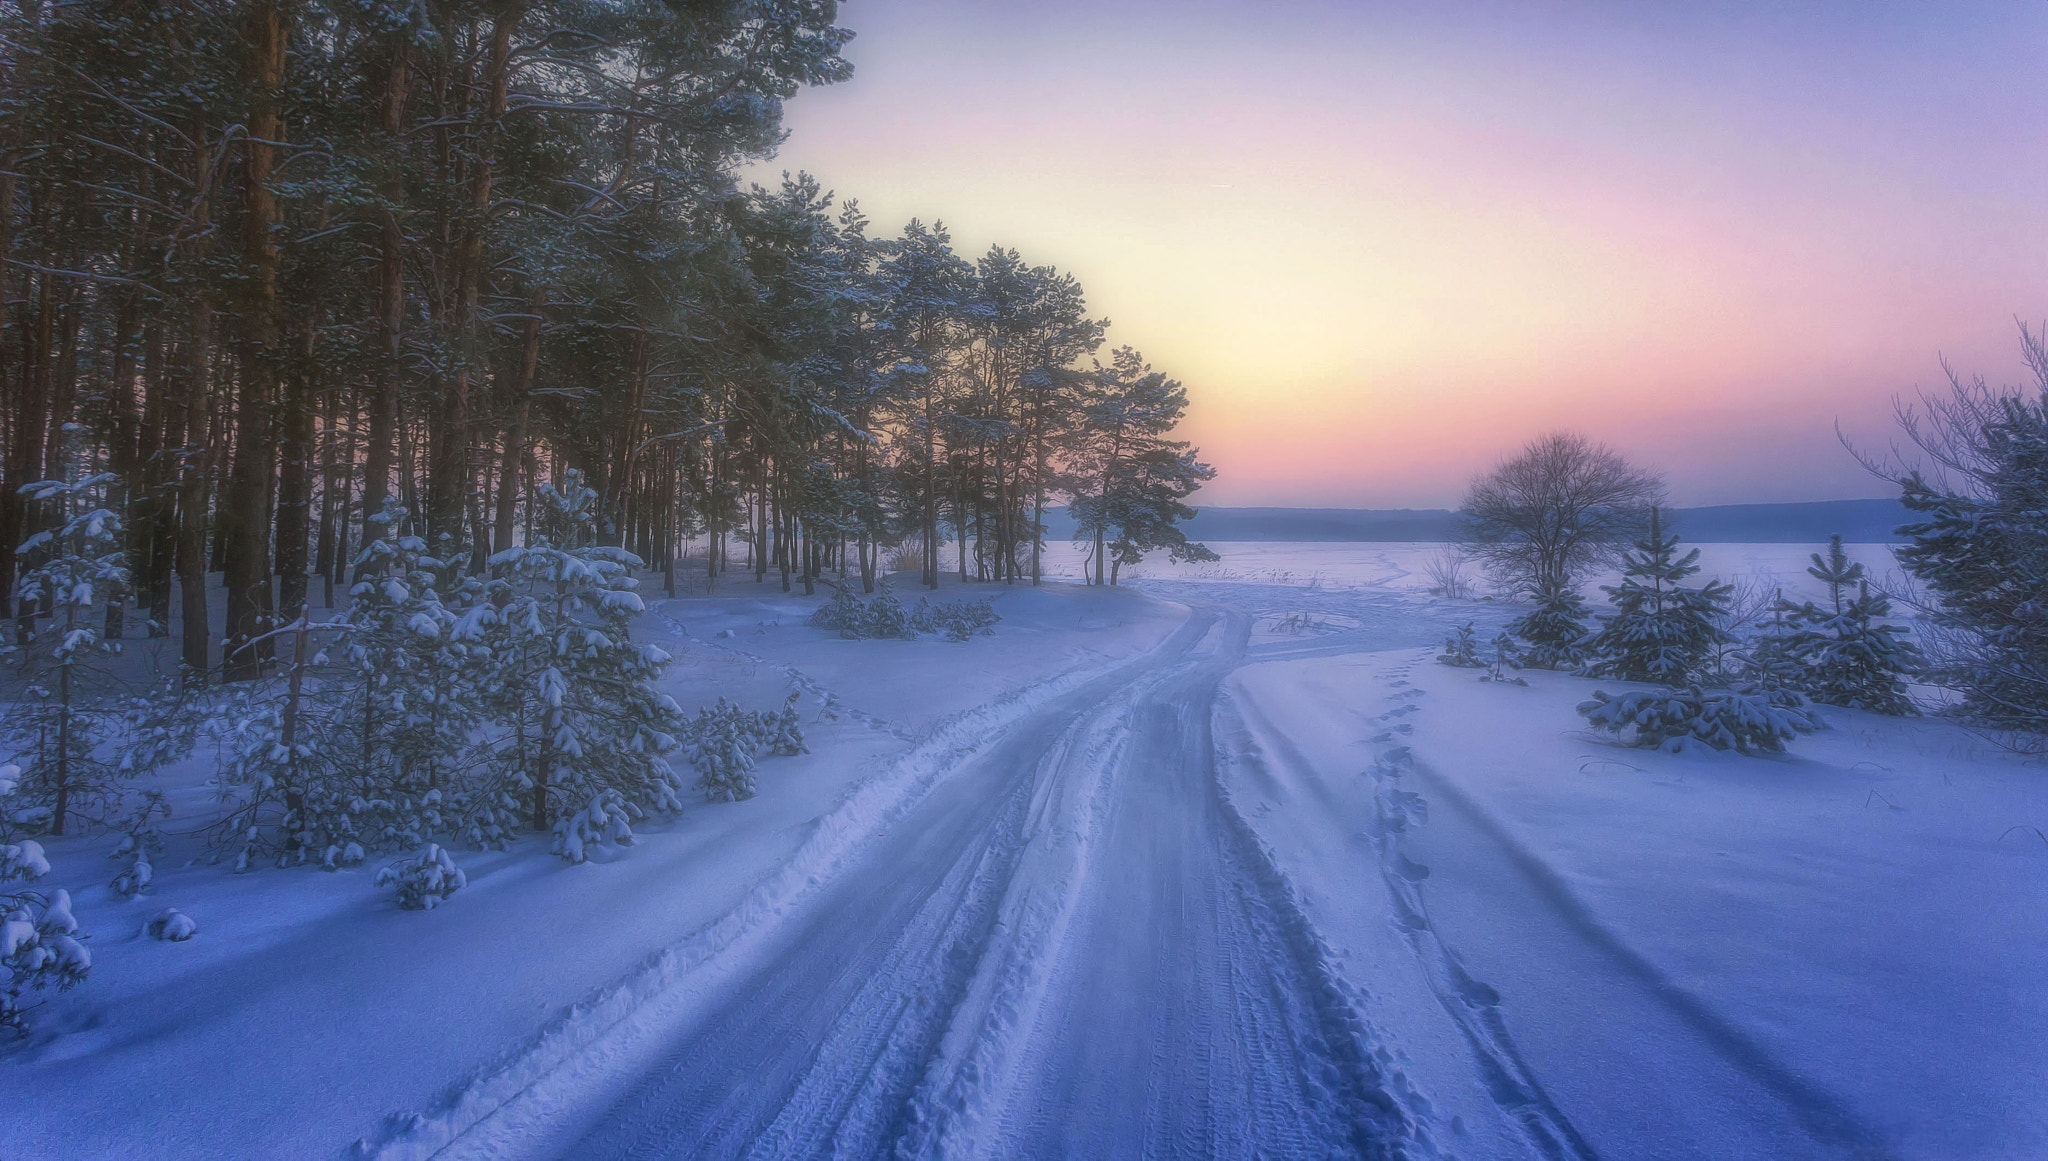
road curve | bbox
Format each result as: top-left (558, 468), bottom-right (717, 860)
top-left (553, 604), bottom-right (1424, 1160)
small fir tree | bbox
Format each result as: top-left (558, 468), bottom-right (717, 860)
top-left (1, 477), bottom-right (181, 836)
top-left (1510, 578), bottom-right (1592, 671)
top-left (1806, 580), bottom-right (1922, 715)
top-left (1741, 592), bottom-right (1818, 709)
top-left (1, 764), bottom-right (91, 1034)
top-left (1586, 508), bottom-right (1732, 684)
top-left (1438, 623), bottom-right (1483, 668)
top-left (480, 471), bottom-right (687, 855)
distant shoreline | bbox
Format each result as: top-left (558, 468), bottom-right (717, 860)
top-left (1047, 499), bottom-right (1909, 544)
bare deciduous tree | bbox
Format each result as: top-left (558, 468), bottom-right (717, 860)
top-left (1459, 431), bottom-right (1663, 596)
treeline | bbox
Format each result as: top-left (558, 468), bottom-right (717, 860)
top-left (0, 0), bottom-right (1212, 681)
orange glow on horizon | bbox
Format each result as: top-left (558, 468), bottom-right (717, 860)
top-left (757, 2), bottom-right (2048, 507)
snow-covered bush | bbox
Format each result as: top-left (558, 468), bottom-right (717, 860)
top-left (759, 693), bottom-right (808, 757)
top-left (910, 596), bottom-right (1000, 642)
top-left (1437, 623), bottom-right (1482, 668)
top-left (2, 764), bottom-right (90, 1034)
top-left (551, 791), bottom-right (638, 864)
top-left (109, 791), bottom-right (170, 898)
top-left (147, 908), bottom-right (198, 941)
top-left (1510, 578), bottom-right (1592, 671)
top-left (1784, 540), bottom-right (1921, 715)
top-left (374, 843), bottom-right (467, 909)
top-left (688, 698), bottom-right (763, 802)
top-left (1421, 547), bottom-right (1474, 600)
top-left (1578, 686), bottom-right (1816, 755)
top-left (1482, 633), bottom-right (1527, 684)
top-left (209, 505), bottom-right (490, 871)
top-left (808, 581), bottom-right (918, 639)
top-left (1586, 508), bottom-right (1731, 685)
top-left (682, 693), bottom-right (809, 803)
top-left (480, 472), bottom-right (687, 843)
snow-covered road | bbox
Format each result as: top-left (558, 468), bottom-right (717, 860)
top-left (415, 601), bottom-right (1441, 1159)
top-left (395, 576), bottom-right (1931, 1160)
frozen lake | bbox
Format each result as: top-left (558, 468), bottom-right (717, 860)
top-left (1036, 539), bottom-right (1905, 607)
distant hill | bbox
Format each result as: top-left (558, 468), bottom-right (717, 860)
top-left (1044, 499), bottom-right (1912, 544)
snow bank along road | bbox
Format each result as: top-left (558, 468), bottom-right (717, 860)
top-left (373, 574), bottom-right (1933, 1161)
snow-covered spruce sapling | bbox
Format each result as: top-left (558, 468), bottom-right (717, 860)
top-left (553, 791), bottom-right (638, 864)
top-left (1741, 592), bottom-right (1819, 710)
top-left (326, 504), bottom-right (492, 850)
top-left (374, 843), bottom-right (467, 909)
top-left (809, 580), bottom-right (925, 639)
top-left (1510, 578), bottom-right (1592, 672)
top-left (689, 698), bottom-right (763, 802)
top-left (1805, 579), bottom-right (1922, 715)
top-left (1, 764), bottom-right (90, 1034)
top-left (759, 693), bottom-right (808, 756)
top-left (109, 791), bottom-right (171, 897)
top-left (1, 476), bottom-right (161, 837)
top-left (909, 596), bottom-right (1001, 641)
top-left (1578, 686), bottom-right (1816, 755)
top-left (1438, 623), bottom-right (1483, 668)
top-left (1482, 633), bottom-right (1527, 684)
top-left (480, 472), bottom-right (686, 856)
top-left (1585, 507), bottom-right (1732, 685)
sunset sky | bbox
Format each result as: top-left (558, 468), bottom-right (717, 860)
top-left (760, 0), bottom-right (2048, 508)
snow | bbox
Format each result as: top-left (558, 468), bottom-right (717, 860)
top-left (6, 545), bottom-right (2045, 1159)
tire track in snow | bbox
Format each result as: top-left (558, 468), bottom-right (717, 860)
top-left (962, 609), bottom-right (1431, 1160)
top-left (1362, 654), bottom-right (1897, 1161)
top-left (351, 613), bottom-right (1212, 1161)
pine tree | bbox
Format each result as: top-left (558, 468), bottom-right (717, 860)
top-left (1741, 591), bottom-right (1818, 708)
top-left (1586, 508), bottom-right (1732, 684)
top-left (1, 763), bottom-right (91, 1035)
top-left (1438, 623), bottom-right (1483, 668)
top-left (1807, 580), bottom-right (1922, 715)
top-left (329, 502), bottom-right (492, 850)
top-left (480, 471), bottom-right (687, 858)
top-left (1807, 535), bottom-right (1864, 617)
top-left (2, 478), bottom-right (153, 836)
top-left (1510, 578), bottom-right (1592, 671)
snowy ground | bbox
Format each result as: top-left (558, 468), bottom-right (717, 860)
top-left (7, 544), bottom-right (2045, 1159)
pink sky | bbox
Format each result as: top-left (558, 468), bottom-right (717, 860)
top-left (759, 1), bottom-right (2048, 507)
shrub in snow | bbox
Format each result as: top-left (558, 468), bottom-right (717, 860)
top-left (327, 502), bottom-right (492, 846)
top-left (147, 908), bottom-right (198, 941)
top-left (109, 791), bottom-right (171, 897)
top-left (808, 581), bottom-right (922, 639)
top-left (759, 693), bottom-right (809, 757)
top-left (479, 472), bottom-right (686, 841)
top-left (909, 596), bottom-right (1000, 642)
top-left (1578, 686), bottom-right (1816, 755)
top-left (1586, 508), bottom-right (1731, 685)
top-left (1482, 633), bottom-right (1527, 685)
top-left (552, 791), bottom-right (638, 864)
top-left (1510, 578), bottom-right (1593, 672)
top-left (1437, 623), bottom-right (1482, 668)
top-left (210, 504), bottom-right (491, 870)
top-left (375, 844), bottom-right (467, 909)
top-left (2, 764), bottom-right (90, 1034)
top-left (688, 698), bottom-right (763, 802)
